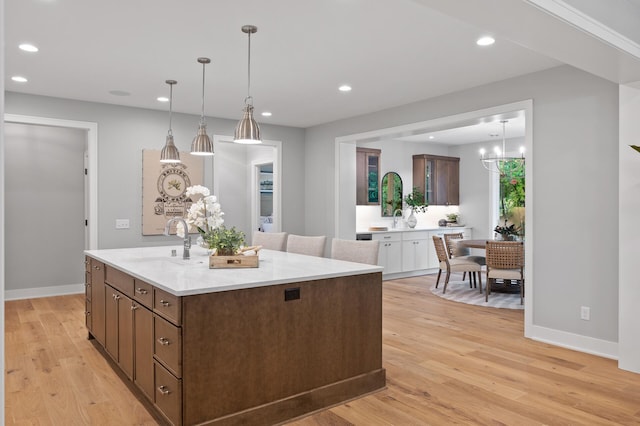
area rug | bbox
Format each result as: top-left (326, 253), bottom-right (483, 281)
top-left (430, 280), bottom-right (524, 310)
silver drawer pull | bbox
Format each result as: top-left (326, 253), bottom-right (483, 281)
top-left (158, 385), bottom-right (171, 395)
top-left (383, 236), bottom-right (391, 239)
top-left (94, 265), bottom-right (100, 270)
top-left (157, 337), bottom-right (171, 345)
top-left (131, 305), bottom-right (138, 311)
top-left (85, 311), bottom-right (90, 316)
top-left (113, 294), bottom-right (120, 300)
top-left (135, 288), bottom-right (148, 295)
top-left (159, 300), bottom-right (170, 307)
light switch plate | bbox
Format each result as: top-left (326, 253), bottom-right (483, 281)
top-left (115, 219), bottom-right (130, 229)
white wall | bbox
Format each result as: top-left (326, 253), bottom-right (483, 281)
top-left (5, 123), bottom-right (86, 292)
top-left (0, 0), bottom-right (6, 414)
top-left (4, 92), bottom-right (306, 252)
top-left (306, 65), bottom-right (620, 353)
top-left (618, 83), bottom-right (640, 373)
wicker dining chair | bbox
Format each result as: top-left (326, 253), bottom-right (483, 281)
top-left (443, 232), bottom-right (486, 282)
top-left (432, 236), bottom-right (483, 294)
top-left (485, 240), bottom-right (525, 304)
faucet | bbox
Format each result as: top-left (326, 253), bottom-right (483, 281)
top-left (164, 217), bottom-right (191, 260)
top-left (393, 209), bottom-right (404, 228)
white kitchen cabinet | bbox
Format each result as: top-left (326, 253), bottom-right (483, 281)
top-left (401, 231), bottom-right (430, 272)
top-left (427, 228), bottom-right (472, 268)
top-left (372, 232), bottom-right (402, 275)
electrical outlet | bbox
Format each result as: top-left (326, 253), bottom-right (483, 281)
top-left (580, 306), bottom-right (590, 321)
top-left (115, 219), bottom-right (130, 229)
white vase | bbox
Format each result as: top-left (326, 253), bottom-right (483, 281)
top-left (407, 210), bottom-right (417, 228)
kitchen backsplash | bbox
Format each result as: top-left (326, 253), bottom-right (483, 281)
top-left (356, 205), bottom-right (461, 230)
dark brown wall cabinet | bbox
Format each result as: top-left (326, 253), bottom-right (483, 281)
top-left (413, 154), bottom-right (460, 206)
top-left (356, 147), bottom-right (381, 205)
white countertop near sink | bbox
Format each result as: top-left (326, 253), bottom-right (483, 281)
top-left (85, 245), bottom-right (382, 296)
top-left (356, 225), bottom-right (468, 234)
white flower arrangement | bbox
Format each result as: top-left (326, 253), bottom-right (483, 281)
top-left (175, 186), bottom-right (224, 245)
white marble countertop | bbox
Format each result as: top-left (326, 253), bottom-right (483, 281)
top-left (356, 225), bottom-right (469, 234)
top-left (85, 246), bottom-right (382, 297)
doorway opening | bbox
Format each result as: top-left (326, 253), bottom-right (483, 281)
top-left (3, 115), bottom-right (98, 299)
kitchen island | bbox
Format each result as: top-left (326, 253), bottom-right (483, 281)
top-left (84, 246), bottom-right (385, 426)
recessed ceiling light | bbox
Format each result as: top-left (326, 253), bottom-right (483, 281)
top-left (428, 135), bottom-right (435, 140)
top-left (11, 76), bottom-right (28, 83)
top-left (261, 111), bottom-right (272, 117)
top-left (109, 90), bottom-right (131, 97)
top-left (476, 36), bottom-right (495, 46)
top-left (19, 43), bottom-right (39, 52)
top-left (157, 96), bottom-right (169, 102)
top-left (338, 85), bottom-right (352, 92)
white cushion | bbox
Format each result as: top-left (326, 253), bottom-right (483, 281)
top-left (448, 258), bottom-right (482, 272)
top-left (488, 269), bottom-right (522, 280)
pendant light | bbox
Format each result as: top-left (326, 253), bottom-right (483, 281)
top-left (191, 57), bottom-right (214, 156)
top-left (234, 25), bottom-right (262, 144)
top-left (479, 120), bottom-right (525, 176)
top-left (160, 80), bottom-right (181, 163)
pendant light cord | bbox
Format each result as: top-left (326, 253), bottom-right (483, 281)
top-left (246, 30), bottom-right (252, 106)
top-left (201, 61), bottom-right (206, 125)
top-left (168, 83), bottom-right (173, 136)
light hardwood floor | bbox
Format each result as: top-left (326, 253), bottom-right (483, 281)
top-left (6, 275), bottom-right (640, 425)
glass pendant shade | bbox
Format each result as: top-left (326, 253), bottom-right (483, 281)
top-left (160, 134), bottom-right (181, 163)
top-left (234, 25), bottom-right (262, 144)
top-left (191, 57), bottom-right (214, 156)
top-left (191, 123), bottom-right (213, 155)
top-left (234, 104), bottom-right (261, 144)
top-left (160, 79), bottom-right (181, 163)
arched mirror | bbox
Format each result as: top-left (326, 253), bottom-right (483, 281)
top-left (381, 172), bottom-right (403, 217)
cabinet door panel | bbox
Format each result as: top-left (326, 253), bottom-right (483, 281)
top-left (119, 294), bottom-right (134, 380)
top-left (134, 304), bottom-right (154, 400)
top-left (105, 286), bottom-right (119, 360)
top-left (90, 259), bottom-right (106, 345)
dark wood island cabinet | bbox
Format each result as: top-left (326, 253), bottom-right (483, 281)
top-left (84, 247), bottom-right (385, 425)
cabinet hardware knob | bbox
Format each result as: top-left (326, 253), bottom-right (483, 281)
top-left (94, 266), bottom-right (100, 270)
top-left (157, 337), bottom-right (170, 345)
top-left (85, 311), bottom-right (90, 316)
top-left (84, 260), bottom-right (89, 265)
top-left (131, 305), bottom-right (138, 311)
top-left (159, 300), bottom-right (170, 307)
top-left (113, 294), bottom-right (121, 300)
top-left (158, 385), bottom-right (171, 395)
top-left (135, 288), bottom-right (148, 295)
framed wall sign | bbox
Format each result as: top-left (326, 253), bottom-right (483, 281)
top-left (142, 150), bottom-right (204, 235)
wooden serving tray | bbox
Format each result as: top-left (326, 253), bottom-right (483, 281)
top-left (209, 254), bottom-right (259, 269)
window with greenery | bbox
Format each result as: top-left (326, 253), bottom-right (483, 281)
top-left (498, 160), bottom-right (525, 237)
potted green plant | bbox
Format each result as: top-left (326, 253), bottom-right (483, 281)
top-left (446, 213), bottom-right (459, 223)
top-left (206, 226), bottom-right (246, 256)
top-left (403, 187), bottom-right (428, 228)
top-left (494, 220), bottom-right (521, 241)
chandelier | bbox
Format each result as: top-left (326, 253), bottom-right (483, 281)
top-left (479, 120), bottom-right (524, 176)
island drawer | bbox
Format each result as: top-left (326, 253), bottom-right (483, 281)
top-left (133, 279), bottom-right (153, 308)
top-left (154, 361), bottom-right (182, 426)
top-left (154, 314), bottom-right (182, 378)
top-left (105, 266), bottom-right (134, 297)
top-left (154, 288), bottom-right (181, 325)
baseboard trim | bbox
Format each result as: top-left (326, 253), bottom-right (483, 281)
top-left (5, 283), bottom-right (84, 301)
top-left (529, 324), bottom-right (618, 360)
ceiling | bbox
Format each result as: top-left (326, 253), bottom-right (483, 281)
top-left (5, 0), bottom-right (562, 130)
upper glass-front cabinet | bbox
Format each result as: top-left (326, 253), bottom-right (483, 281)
top-left (412, 154), bottom-right (459, 206)
top-left (356, 147), bottom-right (381, 205)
